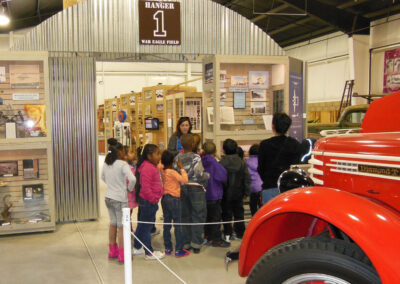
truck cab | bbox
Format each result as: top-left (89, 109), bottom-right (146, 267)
top-left (239, 91), bottom-right (400, 284)
top-left (308, 104), bottom-right (368, 139)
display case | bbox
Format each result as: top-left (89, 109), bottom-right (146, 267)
top-left (104, 97), bottom-right (120, 145)
top-left (203, 55), bottom-right (304, 155)
top-left (0, 52), bottom-right (55, 234)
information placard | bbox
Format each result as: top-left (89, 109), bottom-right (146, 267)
top-left (139, 0), bottom-right (181, 46)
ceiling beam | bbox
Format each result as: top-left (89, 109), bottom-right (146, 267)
top-left (279, 26), bottom-right (336, 47)
top-left (278, 0), bottom-right (370, 35)
top-left (364, 3), bottom-right (400, 18)
top-left (337, 0), bottom-right (369, 10)
top-left (268, 17), bottom-right (313, 35)
top-left (251, 3), bottom-right (289, 23)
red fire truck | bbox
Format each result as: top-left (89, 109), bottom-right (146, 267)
top-left (239, 91), bottom-right (400, 284)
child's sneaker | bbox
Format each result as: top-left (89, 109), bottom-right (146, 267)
top-left (225, 235), bottom-right (231, 243)
top-left (132, 247), bottom-right (145, 256)
top-left (165, 249), bottom-right (173, 256)
top-left (175, 249), bottom-right (190, 258)
top-left (145, 251), bottom-right (165, 260)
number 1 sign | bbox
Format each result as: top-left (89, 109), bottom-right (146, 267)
top-left (139, 0), bottom-right (181, 46)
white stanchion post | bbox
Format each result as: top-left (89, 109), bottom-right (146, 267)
top-left (122, 207), bottom-right (133, 284)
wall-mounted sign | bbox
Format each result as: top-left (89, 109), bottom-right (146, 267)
top-left (139, 0), bottom-right (181, 46)
top-left (13, 93), bottom-right (39, 101)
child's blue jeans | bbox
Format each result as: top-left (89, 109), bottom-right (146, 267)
top-left (133, 196), bottom-right (158, 255)
top-left (161, 194), bottom-right (183, 251)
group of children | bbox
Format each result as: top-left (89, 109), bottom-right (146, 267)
top-left (101, 134), bottom-right (264, 263)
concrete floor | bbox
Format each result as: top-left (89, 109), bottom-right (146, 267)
top-left (0, 156), bottom-right (245, 284)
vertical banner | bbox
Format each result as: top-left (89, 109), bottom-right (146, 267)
top-left (289, 72), bottom-right (303, 142)
top-left (383, 48), bottom-right (400, 93)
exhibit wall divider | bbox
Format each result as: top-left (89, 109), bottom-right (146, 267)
top-left (49, 56), bottom-right (99, 222)
top-left (11, 0), bottom-right (288, 224)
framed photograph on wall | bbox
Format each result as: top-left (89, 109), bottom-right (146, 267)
top-left (220, 70), bottom-right (227, 83)
top-left (249, 71), bottom-right (269, 89)
top-left (23, 184), bottom-right (44, 201)
top-left (0, 161), bottom-right (18, 177)
top-left (251, 102), bottom-right (267, 115)
top-left (251, 89), bottom-right (267, 101)
top-left (23, 159), bottom-right (39, 179)
top-left (234, 92), bottom-right (246, 109)
top-left (231, 76), bottom-right (248, 87)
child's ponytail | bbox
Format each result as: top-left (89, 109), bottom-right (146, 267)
top-left (105, 139), bottom-right (123, 165)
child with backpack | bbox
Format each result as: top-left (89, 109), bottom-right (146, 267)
top-left (102, 139), bottom-right (136, 263)
top-left (160, 150), bottom-right (190, 257)
top-left (132, 144), bottom-right (165, 260)
top-left (220, 139), bottom-right (251, 241)
top-left (174, 134), bottom-right (209, 253)
top-left (201, 141), bottom-right (230, 247)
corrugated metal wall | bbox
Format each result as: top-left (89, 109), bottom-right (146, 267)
top-left (13, 0), bottom-right (284, 56)
top-left (14, 0), bottom-right (285, 222)
top-left (49, 56), bottom-right (98, 222)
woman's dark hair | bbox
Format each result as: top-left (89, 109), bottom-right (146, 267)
top-left (161, 150), bottom-right (174, 168)
top-left (223, 139), bottom-right (238, 155)
top-left (175, 117), bottom-right (192, 137)
top-left (135, 144), bottom-right (159, 200)
top-left (249, 144), bottom-right (259, 156)
top-left (107, 138), bottom-right (118, 146)
top-left (272, 113), bottom-right (292, 135)
top-left (105, 141), bottom-right (124, 165)
top-left (237, 147), bottom-right (244, 159)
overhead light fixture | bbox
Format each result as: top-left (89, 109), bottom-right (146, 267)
top-left (0, 6), bottom-right (10, 26)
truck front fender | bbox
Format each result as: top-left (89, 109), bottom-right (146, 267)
top-left (239, 187), bottom-right (400, 284)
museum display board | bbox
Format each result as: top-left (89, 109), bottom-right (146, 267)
top-left (164, 91), bottom-right (202, 144)
top-left (139, 85), bottom-right (197, 150)
top-left (203, 55), bottom-right (304, 155)
top-left (0, 52), bottom-right (55, 234)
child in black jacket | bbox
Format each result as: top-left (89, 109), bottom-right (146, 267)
top-left (220, 139), bottom-right (251, 241)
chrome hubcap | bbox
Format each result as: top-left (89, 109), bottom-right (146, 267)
top-left (282, 273), bottom-right (351, 284)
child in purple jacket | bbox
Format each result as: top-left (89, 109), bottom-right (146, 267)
top-left (201, 142), bottom-right (230, 247)
top-left (246, 144), bottom-right (263, 216)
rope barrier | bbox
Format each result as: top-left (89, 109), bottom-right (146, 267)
top-left (130, 219), bottom-right (252, 226)
top-left (130, 231), bottom-right (187, 284)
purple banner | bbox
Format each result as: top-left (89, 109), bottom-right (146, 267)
top-left (289, 72), bottom-right (303, 142)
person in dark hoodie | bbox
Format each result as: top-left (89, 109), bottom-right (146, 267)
top-left (201, 141), bottom-right (230, 248)
top-left (246, 144), bottom-right (263, 216)
top-left (220, 139), bottom-right (251, 241)
top-left (258, 113), bottom-right (301, 204)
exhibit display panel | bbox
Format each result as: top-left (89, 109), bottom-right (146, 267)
top-left (203, 55), bottom-right (304, 155)
top-left (0, 52), bottom-right (55, 234)
top-left (164, 91), bottom-right (202, 144)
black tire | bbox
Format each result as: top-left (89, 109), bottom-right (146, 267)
top-left (246, 237), bottom-right (381, 284)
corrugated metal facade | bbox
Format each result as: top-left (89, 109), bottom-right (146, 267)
top-left (49, 56), bottom-right (98, 222)
top-left (13, 0), bottom-right (284, 56)
top-left (14, 0), bottom-right (284, 222)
